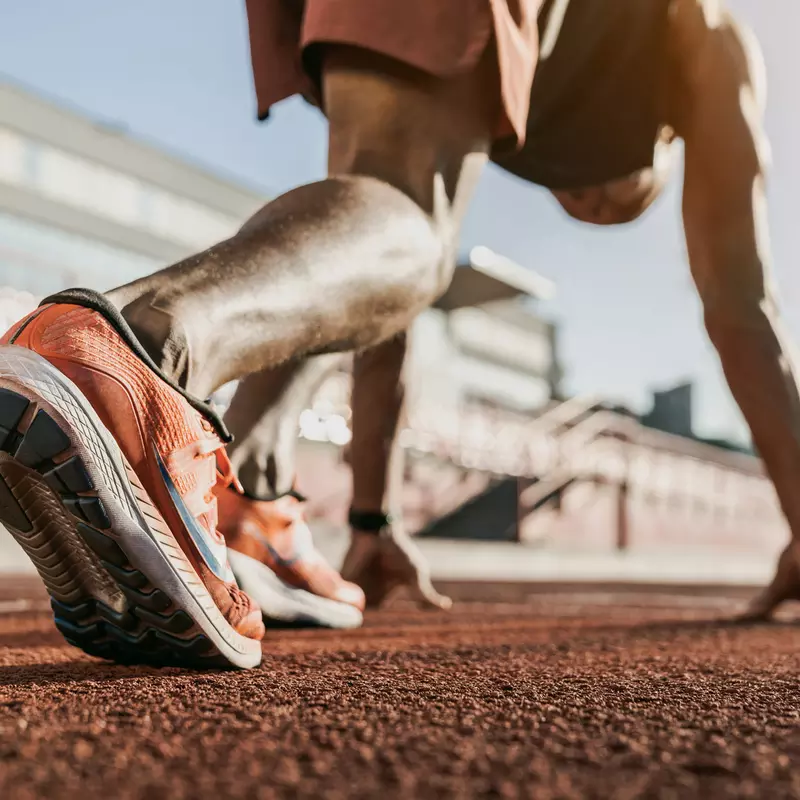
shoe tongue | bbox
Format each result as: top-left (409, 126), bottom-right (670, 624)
top-left (215, 450), bottom-right (243, 493)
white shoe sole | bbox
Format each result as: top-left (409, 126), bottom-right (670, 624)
top-left (228, 549), bottom-right (363, 629)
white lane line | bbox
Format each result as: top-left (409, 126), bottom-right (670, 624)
top-left (526, 592), bottom-right (744, 609)
top-left (0, 599), bottom-right (50, 614)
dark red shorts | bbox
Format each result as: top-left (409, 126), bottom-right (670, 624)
top-left (245, 0), bottom-right (541, 144)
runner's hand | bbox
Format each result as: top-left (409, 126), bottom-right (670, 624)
top-left (341, 527), bottom-right (452, 611)
top-left (735, 541), bottom-right (800, 621)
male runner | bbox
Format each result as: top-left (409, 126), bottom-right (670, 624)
top-left (216, 0), bottom-right (800, 625)
top-left (0, 0), bottom-right (794, 670)
top-left (0, 0), bottom-right (539, 666)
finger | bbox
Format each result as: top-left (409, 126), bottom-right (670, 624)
top-left (733, 590), bottom-right (779, 623)
top-left (735, 544), bottom-right (799, 622)
top-left (412, 574), bottom-right (453, 611)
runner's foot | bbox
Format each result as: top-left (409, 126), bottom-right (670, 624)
top-left (215, 484), bottom-right (365, 629)
top-left (736, 542), bottom-right (800, 622)
top-left (0, 291), bottom-right (264, 668)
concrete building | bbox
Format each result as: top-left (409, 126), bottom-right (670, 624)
top-left (641, 382), bottom-right (694, 439)
top-left (0, 78), bottom-right (266, 297)
top-left (640, 380), bottom-right (753, 455)
top-left (413, 246), bottom-right (561, 414)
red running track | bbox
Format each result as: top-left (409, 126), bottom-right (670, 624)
top-left (0, 576), bottom-right (799, 800)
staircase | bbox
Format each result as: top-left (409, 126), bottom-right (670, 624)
top-left (399, 397), bottom-right (787, 560)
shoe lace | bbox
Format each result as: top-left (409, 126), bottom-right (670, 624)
top-left (168, 435), bottom-right (241, 517)
top-left (214, 447), bottom-right (243, 498)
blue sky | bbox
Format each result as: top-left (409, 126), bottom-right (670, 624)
top-left (1, 0), bottom-right (797, 442)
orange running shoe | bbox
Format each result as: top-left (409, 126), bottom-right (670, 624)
top-left (214, 482), bottom-right (365, 629)
top-left (0, 290), bottom-right (263, 668)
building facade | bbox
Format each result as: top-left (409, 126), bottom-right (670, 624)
top-left (0, 79), bottom-right (266, 298)
top-left (413, 297), bottom-right (560, 414)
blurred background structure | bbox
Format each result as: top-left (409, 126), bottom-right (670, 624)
top-left (0, 80), bottom-right (263, 297)
top-left (0, 72), bottom-right (787, 587)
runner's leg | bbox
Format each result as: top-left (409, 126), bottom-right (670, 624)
top-left (107, 47), bottom-right (501, 400)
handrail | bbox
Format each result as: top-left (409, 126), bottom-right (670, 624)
top-left (519, 472), bottom-right (577, 510)
top-left (558, 409), bottom-right (762, 477)
top-left (406, 396), bottom-right (764, 480)
top-left (517, 411), bottom-right (638, 509)
top-left (405, 395), bottom-right (606, 477)
top-left (525, 394), bottom-right (603, 436)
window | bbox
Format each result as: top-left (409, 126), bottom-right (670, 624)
top-left (454, 353), bottom-right (551, 411)
top-left (0, 127), bottom-right (26, 186)
top-left (146, 188), bottom-right (238, 249)
top-left (0, 125), bottom-right (245, 251)
top-left (450, 307), bottom-right (552, 375)
top-left (36, 146), bottom-right (142, 227)
top-left (0, 211), bottom-right (159, 294)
